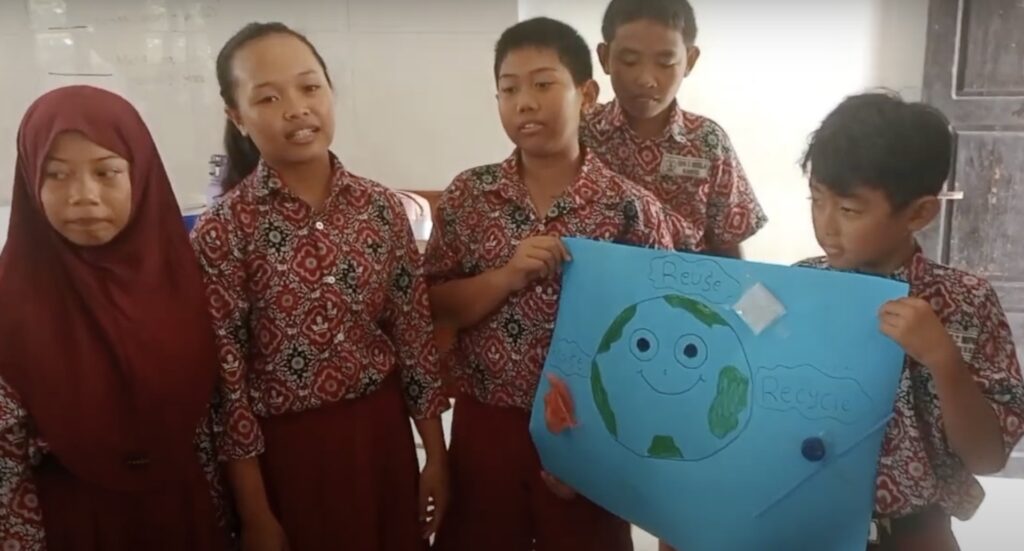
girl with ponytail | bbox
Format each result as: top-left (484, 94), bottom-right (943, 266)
top-left (191, 22), bottom-right (450, 551)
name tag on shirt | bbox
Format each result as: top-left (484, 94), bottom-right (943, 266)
top-left (949, 328), bottom-right (979, 362)
top-left (660, 154), bottom-right (711, 178)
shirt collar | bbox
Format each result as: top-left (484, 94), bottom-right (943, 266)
top-left (250, 153), bottom-right (346, 199)
top-left (482, 147), bottom-right (618, 214)
top-left (820, 242), bottom-right (929, 285)
top-left (602, 99), bottom-right (688, 144)
top-left (890, 243), bottom-right (929, 285)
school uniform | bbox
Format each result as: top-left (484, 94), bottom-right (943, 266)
top-left (192, 155), bottom-right (449, 551)
top-left (426, 150), bottom-right (698, 551)
top-left (0, 86), bottom-right (230, 551)
top-left (582, 100), bottom-right (767, 251)
top-left (0, 390), bottom-right (229, 551)
top-left (799, 247), bottom-right (1024, 550)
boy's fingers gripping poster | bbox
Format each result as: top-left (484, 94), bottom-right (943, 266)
top-left (529, 238), bottom-right (909, 551)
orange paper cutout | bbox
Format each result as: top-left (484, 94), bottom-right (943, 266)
top-left (544, 373), bottom-right (577, 434)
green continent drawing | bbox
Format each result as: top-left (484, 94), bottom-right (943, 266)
top-left (648, 435), bottom-right (684, 459)
top-left (592, 360), bottom-right (618, 438)
top-left (708, 366), bottom-right (751, 439)
top-left (598, 304), bottom-right (637, 354)
top-left (591, 294), bottom-right (753, 461)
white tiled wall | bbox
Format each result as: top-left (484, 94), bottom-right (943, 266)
top-left (337, 0), bottom-right (516, 191)
top-left (0, 0), bottom-right (519, 206)
top-left (341, 30), bottom-right (510, 190)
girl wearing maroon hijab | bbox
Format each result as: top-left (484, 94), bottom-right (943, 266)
top-left (0, 86), bottom-right (231, 550)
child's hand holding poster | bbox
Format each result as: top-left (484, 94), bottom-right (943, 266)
top-left (529, 238), bottom-right (908, 551)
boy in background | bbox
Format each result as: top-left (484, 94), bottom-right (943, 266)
top-left (583, 0), bottom-right (766, 256)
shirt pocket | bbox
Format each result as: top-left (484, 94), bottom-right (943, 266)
top-left (325, 218), bottom-right (389, 320)
top-left (465, 208), bottom-right (518, 274)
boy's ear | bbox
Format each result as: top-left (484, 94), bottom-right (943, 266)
top-left (905, 195), bottom-right (941, 232)
top-left (597, 43), bottom-right (612, 75)
top-left (684, 45), bottom-right (701, 77)
top-left (581, 79), bottom-right (600, 111)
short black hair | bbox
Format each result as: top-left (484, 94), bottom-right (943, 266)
top-left (802, 91), bottom-right (952, 210)
top-left (494, 17), bottom-right (593, 86)
top-left (602, 0), bottom-right (697, 46)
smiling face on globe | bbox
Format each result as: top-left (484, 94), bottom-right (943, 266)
top-left (591, 295), bottom-right (753, 461)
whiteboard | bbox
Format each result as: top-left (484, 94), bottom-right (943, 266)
top-left (0, 0), bottom-right (517, 209)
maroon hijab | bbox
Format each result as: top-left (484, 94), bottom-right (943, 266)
top-left (0, 86), bottom-right (218, 491)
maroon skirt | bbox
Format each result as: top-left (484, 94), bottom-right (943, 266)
top-left (433, 395), bottom-right (633, 551)
top-left (35, 454), bottom-right (229, 551)
top-left (258, 375), bottom-right (427, 551)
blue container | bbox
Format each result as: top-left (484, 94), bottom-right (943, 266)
top-left (183, 213), bottom-right (200, 233)
top-left (182, 204), bottom-right (206, 234)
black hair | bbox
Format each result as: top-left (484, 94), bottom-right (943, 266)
top-left (802, 91), bottom-right (952, 210)
top-left (215, 22), bottom-right (332, 193)
top-left (494, 17), bottom-right (593, 86)
top-left (601, 0), bottom-right (697, 46)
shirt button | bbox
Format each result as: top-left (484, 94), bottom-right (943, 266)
top-left (315, 221), bottom-right (325, 231)
top-left (325, 276), bottom-right (336, 284)
top-left (535, 285), bottom-right (544, 293)
top-left (801, 437), bottom-right (827, 462)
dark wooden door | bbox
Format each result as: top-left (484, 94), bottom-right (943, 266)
top-left (921, 0), bottom-right (1024, 477)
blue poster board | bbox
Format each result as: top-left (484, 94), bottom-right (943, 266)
top-left (529, 239), bottom-right (908, 551)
